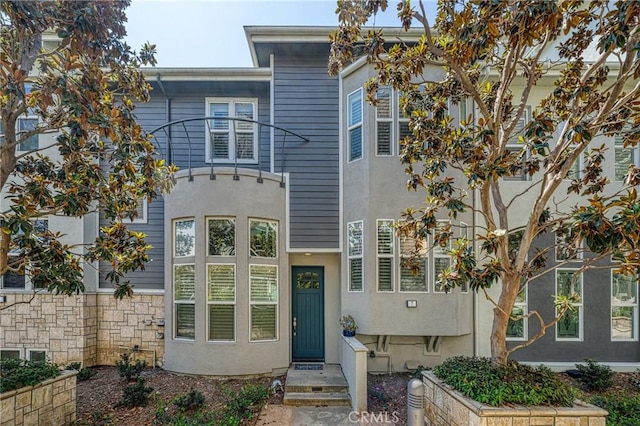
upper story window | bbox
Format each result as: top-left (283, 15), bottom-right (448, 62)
top-left (504, 107), bottom-right (531, 181)
top-left (376, 219), bottom-right (394, 292)
top-left (614, 134), bottom-right (639, 182)
top-left (207, 218), bottom-right (235, 256)
top-left (347, 89), bottom-right (363, 162)
top-left (18, 117), bottom-right (39, 151)
top-left (249, 219), bottom-right (277, 258)
top-left (399, 231), bottom-right (428, 293)
top-left (347, 220), bottom-right (363, 291)
top-left (205, 98), bottom-right (258, 163)
top-left (376, 87), bottom-right (393, 156)
top-left (1, 218), bottom-right (48, 290)
top-left (174, 219), bottom-right (195, 258)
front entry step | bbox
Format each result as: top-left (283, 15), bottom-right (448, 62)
top-left (283, 364), bottom-right (351, 407)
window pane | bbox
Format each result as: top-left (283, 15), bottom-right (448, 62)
top-left (400, 258), bottom-right (427, 292)
top-left (235, 132), bottom-right (254, 159)
top-left (210, 103), bottom-right (229, 130)
top-left (434, 257), bottom-right (451, 292)
top-left (250, 220), bottom-right (277, 258)
top-left (2, 270), bottom-right (25, 288)
top-left (296, 271), bottom-right (320, 289)
top-left (18, 118), bottom-right (38, 151)
top-left (378, 258), bottom-right (393, 292)
top-left (208, 219), bottom-right (235, 256)
top-left (377, 220), bottom-right (394, 254)
top-left (234, 103), bottom-right (254, 131)
top-left (251, 305), bottom-right (276, 341)
top-left (209, 305), bottom-right (234, 341)
top-left (28, 350), bottom-right (46, 362)
top-left (348, 91), bottom-right (362, 126)
top-left (348, 221), bottom-right (363, 256)
top-left (377, 122), bottom-right (392, 155)
top-left (349, 258), bottom-right (363, 291)
top-left (211, 133), bottom-right (230, 159)
top-left (376, 87), bottom-right (392, 118)
top-left (349, 127), bottom-right (362, 161)
top-left (612, 306), bottom-right (635, 340)
top-left (174, 265), bottom-right (195, 300)
top-left (207, 264), bottom-right (235, 302)
top-left (176, 304), bottom-right (195, 339)
top-left (0, 350), bottom-right (21, 360)
top-left (399, 121), bottom-right (411, 145)
top-left (174, 220), bottom-right (195, 257)
top-left (612, 272), bottom-right (637, 302)
top-left (250, 265), bottom-right (278, 302)
top-left (557, 309), bottom-right (579, 338)
top-left (557, 270), bottom-right (582, 297)
top-left (507, 306), bottom-right (525, 338)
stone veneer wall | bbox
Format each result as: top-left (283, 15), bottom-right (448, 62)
top-left (0, 370), bottom-right (78, 426)
top-left (0, 293), bottom-right (164, 367)
top-left (422, 372), bottom-right (608, 426)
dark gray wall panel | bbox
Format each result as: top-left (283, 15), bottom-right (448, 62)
top-left (274, 57), bottom-right (340, 249)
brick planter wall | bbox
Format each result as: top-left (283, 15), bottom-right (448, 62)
top-left (422, 371), bottom-right (608, 426)
top-left (0, 370), bottom-right (78, 426)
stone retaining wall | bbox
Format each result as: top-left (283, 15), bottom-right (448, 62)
top-left (422, 371), bottom-right (608, 426)
top-left (0, 292), bottom-right (164, 367)
top-left (0, 370), bottom-right (78, 426)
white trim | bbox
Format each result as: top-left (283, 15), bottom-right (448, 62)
top-left (340, 56), bottom-right (369, 79)
top-left (26, 348), bottom-right (47, 362)
top-left (346, 88), bottom-right (363, 163)
top-left (287, 248), bottom-right (341, 254)
top-left (173, 218), bottom-right (196, 258)
top-left (554, 229), bottom-right (583, 262)
top-left (249, 218), bottom-right (278, 259)
top-left (0, 348), bottom-right (23, 359)
top-left (506, 286), bottom-right (528, 342)
top-left (375, 86), bottom-right (394, 157)
top-left (555, 268), bottom-right (583, 341)
top-left (16, 116), bottom-right (39, 152)
top-left (398, 223), bottom-right (429, 293)
top-left (206, 217), bottom-right (236, 257)
top-left (376, 219), bottom-right (395, 293)
top-left (433, 220), bottom-right (452, 293)
top-left (204, 97), bottom-right (259, 164)
top-left (459, 222), bottom-right (470, 293)
top-left (206, 263), bottom-right (237, 343)
top-left (123, 198), bottom-right (148, 224)
top-left (611, 269), bottom-right (638, 342)
top-left (347, 220), bottom-right (364, 292)
top-left (249, 263), bottom-right (279, 342)
top-left (173, 263), bottom-right (196, 341)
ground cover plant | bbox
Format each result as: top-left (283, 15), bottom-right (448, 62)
top-left (433, 356), bottom-right (576, 407)
top-left (0, 358), bottom-right (59, 393)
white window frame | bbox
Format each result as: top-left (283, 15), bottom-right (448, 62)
top-left (206, 263), bottom-right (236, 343)
top-left (26, 349), bottom-right (47, 362)
top-left (504, 107), bottom-right (531, 181)
top-left (376, 219), bottom-right (395, 292)
top-left (205, 97), bottom-right (258, 164)
top-left (398, 227), bottom-right (428, 293)
top-left (17, 116), bottom-right (39, 152)
top-left (347, 220), bottom-right (364, 292)
top-left (173, 218), bottom-right (195, 258)
top-left (433, 220), bottom-right (452, 293)
top-left (375, 86), bottom-right (394, 157)
top-left (555, 228), bottom-right (582, 262)
top-left (611, 270), bottom-right (638, 341)
top-left (1, 218), bottom-right (49, 291)
top-left (347, 88), bottom-right (363, 163)
top-left (206, 217), bottom-right (236, 257)
top-left (614, 134), bottom-right (639, 182)
top-left (0, 348), bottom-right (23, 360)
top-left (555, 268), bottom-right (583, 341)
top-left (173, 263), bottom-right (196, 341)
top-left (249, 264), bottom-right (278, 342)
top-left (506, 287), bottom-right (528, 341)
top-left (397, 92), bottom-right (411, 158)
top-left (124, 198), bottom-right (148, 224)
top-left (249, 218), bottom-right (278, 259)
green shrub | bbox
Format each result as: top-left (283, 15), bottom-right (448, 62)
top-left (115, 352), bottom-right (148, 382)
top-left (590, 394), bottom-right (640, 426)
top-left (0, 358), bottom-right (59, 393)
top-left (65, 362), bottom-right (92, 381)
top-left (115, 378), bottom-right (154, 408)
top-left (576, 359), bottom-right (614, 392)
top-left (413, 364), bottom-right (430, 379)
top-left (174, 388), bottom-right (205, 411)
top-left (433, 356), bottom-right (576, 407)
top-left (223, 383), bottom-right (269, 421)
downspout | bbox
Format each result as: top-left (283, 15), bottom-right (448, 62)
top-left (156, 73), bottom-right (171, 164)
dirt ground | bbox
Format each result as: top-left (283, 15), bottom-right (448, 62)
top-left (75, 367), bottom-right (411, 425)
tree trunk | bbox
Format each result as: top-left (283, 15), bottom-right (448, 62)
top-left (490, 272), bottom-right (521, 366)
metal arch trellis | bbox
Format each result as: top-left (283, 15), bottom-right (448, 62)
top-left (148, 116), bottom-right (310, 187)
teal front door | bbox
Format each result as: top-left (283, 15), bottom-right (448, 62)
top-left (292, 266), bottom-right (325, 361)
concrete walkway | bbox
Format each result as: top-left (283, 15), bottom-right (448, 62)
top-left (256, 405), bottom-right (401, 425)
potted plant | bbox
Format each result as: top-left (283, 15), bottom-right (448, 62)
top-left (340, 315), bottom-right (357, 337)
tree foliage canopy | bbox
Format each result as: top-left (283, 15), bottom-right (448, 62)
top-left (0, 0), bottom-right (175, 300)
top-left (330, 0), bottom-right (640, 364)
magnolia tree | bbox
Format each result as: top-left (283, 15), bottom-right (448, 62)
top-left (0, 0), bottom-right (175, 306)
top-left (329, 0), bottom-right (640, 365)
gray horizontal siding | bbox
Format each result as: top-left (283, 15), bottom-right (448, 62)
top-left (274, 57), bottom-right (340, 249)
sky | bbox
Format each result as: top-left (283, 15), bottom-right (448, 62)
top-left (124, 0), bottom-right (437, 68)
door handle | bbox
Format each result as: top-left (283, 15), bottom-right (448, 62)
top-left (293, 317), bottom-right (297, 336)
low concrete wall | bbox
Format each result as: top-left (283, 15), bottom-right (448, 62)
top-left (422, 372), bottom-right (608, 426)
top-left (0, 370), bottom-right (78, 426)
top-left (340, 335), bottom-right (368, 412)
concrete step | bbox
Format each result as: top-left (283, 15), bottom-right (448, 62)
top-left (283, 391), bottom-right (352, 407)
top-left (285, 384), bottom-right (349, 393)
